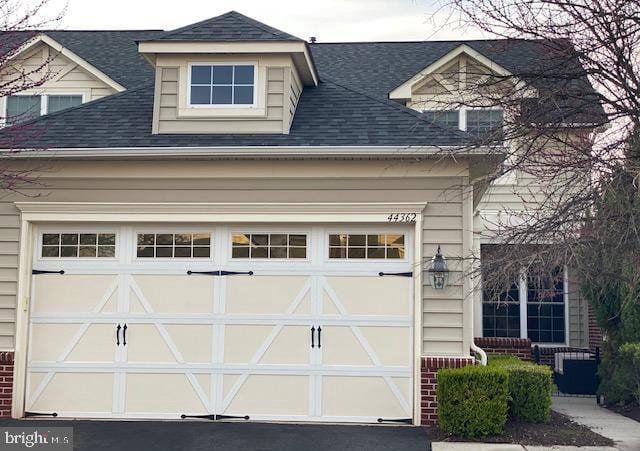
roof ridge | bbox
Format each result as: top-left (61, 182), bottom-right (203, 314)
top-left (227, 11), bottom-right (301, 40)
top-left (150, 11), bottom-right (301, 42)
top-left (153, 12), bottom-right (232, 40)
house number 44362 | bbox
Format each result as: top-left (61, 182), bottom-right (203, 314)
top-left (387, 213), bottom-right (417, 223)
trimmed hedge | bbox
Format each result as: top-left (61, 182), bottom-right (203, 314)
top-left (489, 355), bottom-right (553, 423)
top-left (488, 354), bottom-right (523, 366)
top-left (437, 365), bottom-right (509, 437)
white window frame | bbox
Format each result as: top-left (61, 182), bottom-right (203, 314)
top-left (132, 229), bottom-right (214, 262)
top-left (36, 227), bottom-right (119, 262)
top-left (323, 227), bottom-right (411, 264)
top-left (229, 229), bottom-right (311, 262)
top-left (463, 107), bottom-right (504, 134)
top-left (3, 92), bottom-right (86, 127)
top-left (187, 62), bottom-right (258, 109)
top-left (422, 109), bottom-right (460, 130)
top-left (43, 93), bottom-right (86, 115)
top-left (483, 265), bottom-right (569, 346)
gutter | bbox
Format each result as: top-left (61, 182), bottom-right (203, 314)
top-left (0, 145), bottom-right (505, 159)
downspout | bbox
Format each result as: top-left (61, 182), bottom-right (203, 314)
top-left (470, 316), bottom-right (488, 365)
top-left (465, 177), bottom-right (488, 366)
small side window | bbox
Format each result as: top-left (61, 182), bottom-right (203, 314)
top-left (136, 233), bottom-right (211, 259)
top-left (232, 233), bottom-right (307, 259)
top-left (423, 110), bottom-right (459, 129)
top-left (466, 109), bottom-right (503, 139)
top-left (190, 64), bottom-right (255, 106)
top-left (47, 95), bottom-right (83, 114)
top-left (41, 232), bottom-right (116, 258)
top-left (328, 234), bottom-right (406, 260)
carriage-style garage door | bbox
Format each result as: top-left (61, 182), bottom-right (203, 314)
top-left (25, 225), bottom-right (414, 423)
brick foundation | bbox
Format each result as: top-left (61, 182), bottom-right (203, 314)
top-left (474, 337), bottom-right (532, 361)
top-left (0, 352), bottom-right (14, 418)
top-left (420, 356), bottom-right (475, 425)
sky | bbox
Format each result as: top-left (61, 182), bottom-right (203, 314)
top-left (49, 0), bottom-right (489, 42)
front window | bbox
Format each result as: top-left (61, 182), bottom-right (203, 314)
top-left (190, 64), bottom-right (255, 106)
top-left (482, 257), bottom-right (567, 344)
top-left (466, 109), bottom-right (503, 138)
top-left (527, 268), bottom-right (566, 343)
top-left (482, 282), bottom-right (521, 338)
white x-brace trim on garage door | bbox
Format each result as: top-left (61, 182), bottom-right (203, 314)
top-left (12, 202), bottom-right (427, 424)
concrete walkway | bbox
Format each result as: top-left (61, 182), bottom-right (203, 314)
top-left (552, 397), bottom-right (640, 451)
top-left (432, 445), bottom-right (616, 451)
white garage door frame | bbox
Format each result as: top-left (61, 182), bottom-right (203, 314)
top-left (12, 201), bottom-right (427, 424)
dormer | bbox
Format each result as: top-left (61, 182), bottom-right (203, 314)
top-left (138, 11), bottom-right (319, 135)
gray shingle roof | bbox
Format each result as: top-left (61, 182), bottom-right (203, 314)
top-left (0, 16), bottom-right (604, 150)
top-left (149, 11), bottom-right (302, 42)
top-left (0, 80), bottom-right (475, 149)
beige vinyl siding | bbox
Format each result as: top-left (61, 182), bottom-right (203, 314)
top-left (154, 54), bottom-right (299, 134)
top-left (568, 269), bottom-right (589, 348)
top-left (287, 67), bottom-right (302, 131)
top-left (402, 51), bottom-right (591, 343)
top-left (0, 42), bottom-right (117, 108)
top-left (0, 159), bottom-right (471, 355)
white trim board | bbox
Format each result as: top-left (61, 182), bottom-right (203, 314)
top-left (11, 34), bottom-right (126, 93)
top-left (389, 44), bottom-right (531, 101)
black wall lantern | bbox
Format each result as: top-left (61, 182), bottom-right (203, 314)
top-left (428, 245), bottom-right (449, 289)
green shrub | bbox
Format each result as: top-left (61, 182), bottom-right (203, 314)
top-left (488, 354), bottom-right (523, 367)
top-left (503, 364), bottom-right (553, 423)
top-left (604, 342), bottom-right (640, 404)
top-left (437, 365), bottom-right (509, 437)
top-left (487, 354), bottom-right (553, 423)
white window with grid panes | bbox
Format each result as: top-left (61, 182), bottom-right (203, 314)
top-left (482, 264), bottom-right (568, 345)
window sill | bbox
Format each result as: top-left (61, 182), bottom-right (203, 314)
top-left (178, 106), bottom-right (267, 119)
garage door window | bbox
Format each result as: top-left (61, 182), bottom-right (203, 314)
top-left (329, 234), bottom-right (405, 259)
top-left (137, 233), bottom-right (211, 258)
top-left (232, 233), bottom-right (307, 259)
top-left (41, 233), bottom-right (116, 258)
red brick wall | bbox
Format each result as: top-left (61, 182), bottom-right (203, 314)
top-left (588, 304), bottom-right (603, 352)
top-left (421, 356), bottom-right (475, 425)
top-left (0, 352), bottom-right (14, 418)
top-left (474, 337), bottom-right (532, 361)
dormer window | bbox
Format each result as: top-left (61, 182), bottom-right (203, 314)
top-left (189, 64), bottom-right (256, 107)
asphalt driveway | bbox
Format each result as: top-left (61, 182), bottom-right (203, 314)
top-left (0, 419), bottom-right (430, 451)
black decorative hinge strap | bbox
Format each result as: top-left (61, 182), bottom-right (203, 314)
top-left (32, 270), bottom-right (65, 275)
top-left (181, 414), bottom-right (250, 421)
top-left (215, 414), bottom-right (250, 421)
top-left (378, 272), bottom-right (413, 278)
top-left (181, 414), bottom-right (215, 420)
top-left (25, 412), bottom-right (58, 418)
top-left (377, 418), bottom-right (412, 424)
top-left (187, 270), bottom-right (254, 276)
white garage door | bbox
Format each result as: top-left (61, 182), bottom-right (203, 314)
top-left (25, 225), bottom-right (414, 423)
